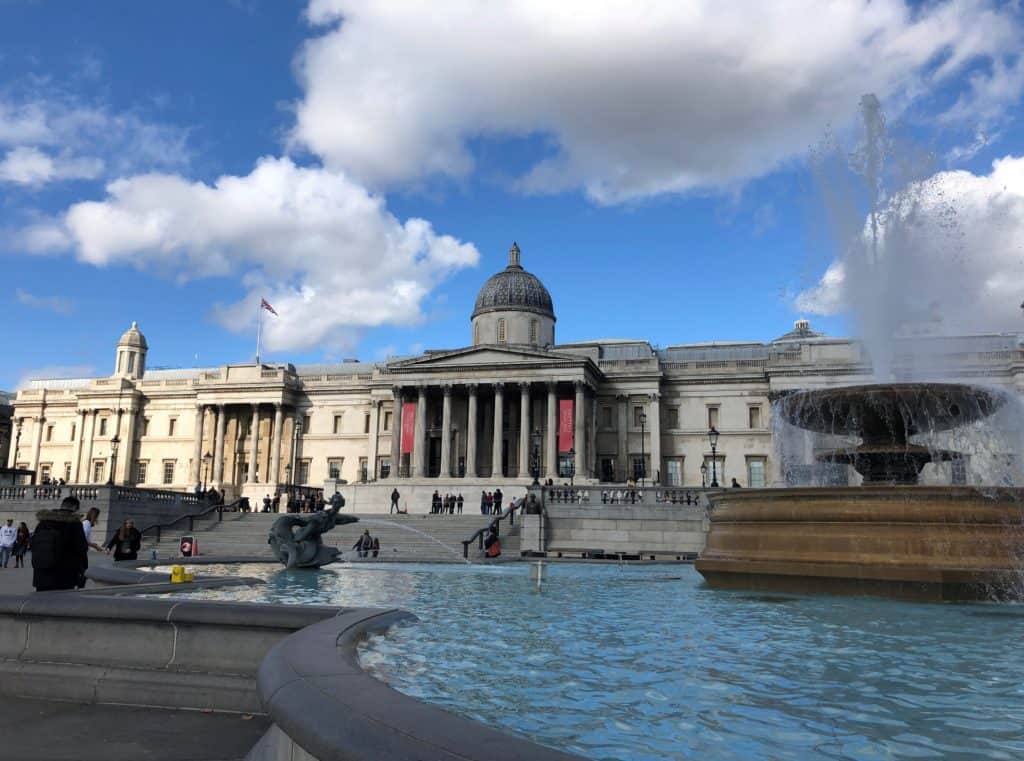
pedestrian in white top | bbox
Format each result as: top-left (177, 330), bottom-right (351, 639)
top-left (82, 508), bottom-right (104, 551)
top-left (0, 519), bottom-right (16, 568)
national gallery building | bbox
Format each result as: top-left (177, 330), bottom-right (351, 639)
top-left (9, 244), bottom-right (1024, 499)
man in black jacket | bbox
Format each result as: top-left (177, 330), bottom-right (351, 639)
top-left (32, 496), bottom-right (89, 591)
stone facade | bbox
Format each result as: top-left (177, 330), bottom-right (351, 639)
top-left (10, 245), bottom-right (1024, 500)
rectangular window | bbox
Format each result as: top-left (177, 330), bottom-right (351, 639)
top-left (703, 455), bottom-right (725, 485)
top-left (298, 459), bottom-right (311, 485)
top-left (93, 460), bottom-right (105, 484)
top-left (364, 414), bottom-right (371, 434)
top-left (383, 411), bottom-right (392, 432)
top-left (141, 418), bottom-right (149, 437)
top-left (667, 407), bottom-right (679, 429)
top-left (168, 418), bottom-right (176, 437)
top-left (302, 415), bottom-right (311, 434)
top-left (63, 462), bottom-right (72, 482)
top-left (558, 453), bottom-right (575, 479)
top-left (633, 406), bottom-right (646, 427)
top-left (327, 458), bottom-right (342, 479)
top-left (666, 458), bottom-right (683, 486)
top-left (379, 456), bottom-right (391, 479)
top-left (127, 353), bottom-right (135, 373)
top-left (748, 458), bottom-right (766, 488)
top-left (99, 418), bottom-right (108, 436)
top-left (632, 455), bottom-right (647, 481)
top-left (748, 406), bottom-right (762, 429)
top-left (359, 457), bottom-right (368, 481)
top-left (40, 464), bottom-right (51, 482)
top-left (333, 415), bottom-right (343, 434)
top-left (707, 406), bottom-right (719, 429)
top-left (45, 425), bottom-right (54, 442)
top-left (135, 460), bottom-right (148, 484)
top-left (162, 460), bottom-right (175, 485)
top-left (600, 406), bottom-right (613, 428)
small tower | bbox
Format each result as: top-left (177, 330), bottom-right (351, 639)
top-left (114, 321), bottom-right (148, 380)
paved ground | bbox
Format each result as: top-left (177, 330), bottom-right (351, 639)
top-left (0, 697), bottom-right (270, 761)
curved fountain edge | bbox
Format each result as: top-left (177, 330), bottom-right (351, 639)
top-left (251, 606), bottom-right (586, 761)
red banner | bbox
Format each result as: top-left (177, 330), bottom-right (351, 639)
top-left (559, 399), bottom-right (574, 453)
top-left (401, 402), bottom-right (417, 454)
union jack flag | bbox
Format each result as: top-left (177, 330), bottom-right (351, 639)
top-left (260, 298), bottom-right (278, 316)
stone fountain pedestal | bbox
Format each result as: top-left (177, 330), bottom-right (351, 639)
top-left (696, 485), bottom-right (1024, 601)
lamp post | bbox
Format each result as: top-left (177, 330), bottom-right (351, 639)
top-left (708, 426), bottom-right (720, 487)
top-left (202, 451), bottom-right (212, 492)
top-left (700, 461), bottom-right (708, 488)
top-left (108, 434), bottom-right (120, 485)
top-left (567, 447), bottom-right (576, 489)
top-left (639, 410), bottom-right (647, 488)
top-left (530, 429), bottom-right (542, 486)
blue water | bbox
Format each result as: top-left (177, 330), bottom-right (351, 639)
top-left (182, 563), bottom-right (1024, 760)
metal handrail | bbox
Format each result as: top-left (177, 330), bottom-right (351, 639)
top-left (137, 498), bottom-right (243, 544)
top-left (461, 497), bottom-right (524, 559)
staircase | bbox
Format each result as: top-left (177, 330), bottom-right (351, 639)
top-left (145, 512), bottom-right (512, 563)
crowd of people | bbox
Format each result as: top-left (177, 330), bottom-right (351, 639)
top-left (0, 498), bottom-right (145, 591)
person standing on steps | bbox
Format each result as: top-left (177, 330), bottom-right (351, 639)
top-left (390, 488), bottom-right (401, 514)
top-left (456, 493), bottom-right (464, 514)
top-left (480, 490), bottom-right (488, 515)
top-left (493, 487), bottom-right (503, 515)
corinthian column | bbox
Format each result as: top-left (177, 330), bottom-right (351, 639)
top-left (247, 404), bottom-right (260, 483)
top-left (390, 387), bottom-right (402, 478)
top-left (466, 384), bottom-right (478, 478)
top-left (492, 383), bottom-right (504, 477)
top-left (649, 392), bottom-right (661, 484)
top-left (213, 405), bottom-right (226, 486)
top-left (440, 385), bottom-right (452, 477)
top-left (518, 383), bottom-right (530, 477)
top-left (574, 382), bottom-right (586, 480)
top-left (414, 386), bottom-right (427, 477)
top-left (191, 404), bottom-right (205, 489)
top-left (70, 409), bottom-right (86, 482)
top-left (271, 403), bottom-right (283, 484)
top-left (546, 382), bottom-right (557, 478)
top-left (30, 415), bottom-right (44, 481)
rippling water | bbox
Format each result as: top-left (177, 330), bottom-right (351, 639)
top-left (183, 563), bottom-right (1024, 760)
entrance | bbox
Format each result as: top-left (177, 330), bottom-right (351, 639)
top-left (600, 458), bottom-right (615, 482)
top-left (428, 437), bottom-right (441, 477)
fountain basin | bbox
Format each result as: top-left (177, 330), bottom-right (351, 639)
top-left (695, 486), bottom-right (1024, 601)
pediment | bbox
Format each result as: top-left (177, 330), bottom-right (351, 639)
top-left (390, 345), bottom-right (584, 370)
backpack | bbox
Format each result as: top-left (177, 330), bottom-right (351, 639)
top-left (31, 523), bottom-right (62, 570)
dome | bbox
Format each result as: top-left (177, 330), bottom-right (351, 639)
top-left (117, 321), bottom-right (148, 350)
top-left (471, 243), bottom-right (555, 321)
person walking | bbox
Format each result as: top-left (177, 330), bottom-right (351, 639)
top-left (0, 519), bottom-right (16, 568)
top-left (12, 522), bottom-right (30, 568)
top-left (32, 496), bottom-right (89, 591)
top-left (105, 519), bottom-right (142, 561)
top-left (390, 488), bottom-right (401, 514)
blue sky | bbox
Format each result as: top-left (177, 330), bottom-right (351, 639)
top-left (3, 0), bottom-right (1024, 390)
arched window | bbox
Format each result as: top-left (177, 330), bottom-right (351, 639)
top-left (497, 318), bottom-right (507, 343)
top-left (529, 319), bottom-right (538, 344)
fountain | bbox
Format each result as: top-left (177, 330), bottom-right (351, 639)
top-left (695, 381), bottom-right (1024, 600)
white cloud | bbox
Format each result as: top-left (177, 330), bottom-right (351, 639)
top-left (291, 0), bottom-right (1023, 203)
top-left (14, 289), bottom-right (75, 315)
top-left (33, 156), bottom-right (479, 351)
top-left (795, 155), bottom-right (1024, 338)
top-left (0, 146), bottom-right (103, 186)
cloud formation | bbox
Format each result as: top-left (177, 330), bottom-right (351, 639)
top-left (795, 155), bottom-right (1024, 339)
top-left (28, 157), bottom-right (479, 351)
top-left (0, 146), bottom-right (103, 186)
top-left (291, 0), bottom-right (1023, 203)
top-left (14, 289), bottom-right (75, 315)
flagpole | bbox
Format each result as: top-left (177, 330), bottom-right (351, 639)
top-left (256, 299), bottom-right (262, 365)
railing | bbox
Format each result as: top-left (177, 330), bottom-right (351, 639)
top-left (139, 498), bottom-right (242, 546)
top-left (461, 496), bottom-right (525, 559)
top-left (544, 486), bottom-right (709, 506)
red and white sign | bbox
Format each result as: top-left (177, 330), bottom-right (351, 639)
top-left (559, 399), bottom-right (574, 453)
top-left (179, 536), bottom-right (198, 557)
top-left (400, 401), bottom-right (417, 454)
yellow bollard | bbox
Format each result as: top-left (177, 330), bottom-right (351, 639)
top-left (170, 565), bottom-right (185, 584)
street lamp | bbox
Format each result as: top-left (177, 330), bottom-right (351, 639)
top-left (567, 447), bottom-right (576, 489)
top-left (639, 410), bottom-right (647, 488)
top-left (530, 429), bottom-right (542, 486)
top-left (202, 451), bottom-right (213, 492)
top-left (700, 461), bottom-right (708, 488)
top-left (108, 434), bottom-right (120, 485)
top-left (708, 426), bottom-right (720, 487)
